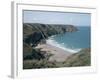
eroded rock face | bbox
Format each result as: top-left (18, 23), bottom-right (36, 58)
top-left (25, 32), bottom-right (43, 46)
top-left (23, 23), bottom-right (78, 60)
top-left (23, 23), bottom-right (78, 46)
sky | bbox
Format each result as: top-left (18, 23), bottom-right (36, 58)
top-left (23, 10), bottom-right (91, 26)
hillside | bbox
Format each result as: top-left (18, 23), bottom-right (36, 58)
top-left (22, 23), bottom-right (91, 69)
top-left (23, 48), bottom-right (91, 69)
top-left (63, 48), bottom-right (91, 67)
top-left (23, 23), bottom-right (78, 60)
top-left (23, 23), bottom-right (78, 47)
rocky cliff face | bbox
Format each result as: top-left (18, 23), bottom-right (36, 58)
top-left (23, 23), bottom-right (78, 47)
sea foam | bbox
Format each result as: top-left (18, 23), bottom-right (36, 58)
top-left (46, 38), bottom-right (81, 53)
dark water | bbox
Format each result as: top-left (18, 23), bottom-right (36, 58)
top-left (47, 27), bottom-right (90, 53)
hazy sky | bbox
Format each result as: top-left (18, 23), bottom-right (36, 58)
top-left (23, 10), bottom-right (91, 26)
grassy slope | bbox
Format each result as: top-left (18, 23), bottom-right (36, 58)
top-left (23, 23), bottom-right (90, 69)
top-left (23, 48), bottom-right (91, 69)
top-left (63, 48), bottom-right (91, 67)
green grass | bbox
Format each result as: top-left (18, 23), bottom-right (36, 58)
top-left (63, 48), bottom-right (91, 67)
top-left (23, 47), bottom-right (91, 69)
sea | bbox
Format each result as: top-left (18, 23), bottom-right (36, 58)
top-left (46, 27), bottom-right (91, 53)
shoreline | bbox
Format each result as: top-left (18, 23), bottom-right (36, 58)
top-left (35, 43), bottom-right (74, 62)
top-left (46, 38), bottom-right (81, 53)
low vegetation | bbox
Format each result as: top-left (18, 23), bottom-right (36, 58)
top-left (23, 23), bottom-right (78, 47)
top-left (23, 48), bottom-right (91, 69)
top-left (23, 23), bottom-right (90, 69)
top-left (63, 48), bottom-right (91, 67)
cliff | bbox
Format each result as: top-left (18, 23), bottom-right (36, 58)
top-left (23, 23), bottom-right (78, 47)
top-left (23, 23), bottom-right (91, 69)
top-left (23, 23), bottom-right (78, 61)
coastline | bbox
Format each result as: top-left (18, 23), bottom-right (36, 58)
top-left (35, 43), bottom-right (73, 62)
top-left (23, 23), bottom-right (91, 68)
top-left (46, 38), bottom-right (81, 53)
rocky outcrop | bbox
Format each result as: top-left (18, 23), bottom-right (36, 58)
top-left (23, 23), bottom-right (91, 69)
top-left (23, 23), bottom-right (78, 47)
top-left (23, 23), bottom-right (78, 61)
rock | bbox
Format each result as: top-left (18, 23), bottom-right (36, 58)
top-left (23, 23), bottom-right (78, 47)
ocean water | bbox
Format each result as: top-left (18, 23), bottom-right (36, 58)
top-left (47, 27), bottom-right (90, 53)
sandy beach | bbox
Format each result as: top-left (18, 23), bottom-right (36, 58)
top-left (35, 43), bottom-right (73, 62)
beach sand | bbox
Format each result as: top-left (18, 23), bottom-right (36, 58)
top-left (35, 44), bottom-right (73, 62)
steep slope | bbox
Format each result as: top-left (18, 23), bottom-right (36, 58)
top-left (23, 23), bottom-right (78, 47)
top-left (23, 48), bottom-right (91, 69)
top-left (63, 48), bottom-right (91, 67)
